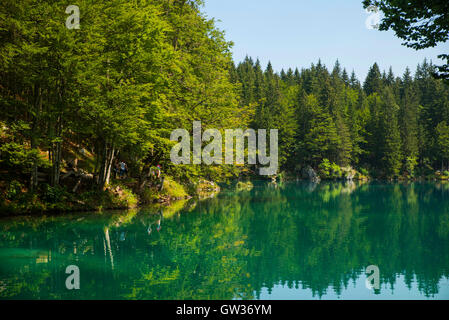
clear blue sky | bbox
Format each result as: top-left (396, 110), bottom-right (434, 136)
top-left (202, 0), bottom-right (448, 81)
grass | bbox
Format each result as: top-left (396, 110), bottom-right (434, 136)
top-left (140, 176), bottom-right (189, 204)
top-left (159, 176), bottom-right (189, 199)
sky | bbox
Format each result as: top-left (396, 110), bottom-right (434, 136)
top-left (258, 275), bottom-right (449, 300)
top-left (202, 0), bottom-right (449, 81)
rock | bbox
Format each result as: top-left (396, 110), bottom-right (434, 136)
top-left (301, 165), bottom-right (320, 182)
top-left (197, 179), bottom-right (221, 199)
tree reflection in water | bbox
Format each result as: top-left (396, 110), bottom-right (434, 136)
top-left (0, 181), bottom-right (448, 299)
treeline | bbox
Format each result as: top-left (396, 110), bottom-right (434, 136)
top-left (232, 57), bottom-right (449, 177)
top-left (0, 0), bottom-right (247, 193)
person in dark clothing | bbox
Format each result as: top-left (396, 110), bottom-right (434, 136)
top-left (119, 161), bottom-right (128, 178)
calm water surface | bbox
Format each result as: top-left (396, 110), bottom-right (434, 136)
top-left (1, 181), bottom-right (449, 299)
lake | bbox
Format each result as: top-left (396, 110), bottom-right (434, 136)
top-left (1, 181), bottom-right (449, 300)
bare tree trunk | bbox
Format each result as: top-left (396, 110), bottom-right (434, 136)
top-left (98, 141), bottom-right (115, 190)
top-left (98, 142), bottom-right (108, 190)
top-left (105, 145), bottom-right (115, 186)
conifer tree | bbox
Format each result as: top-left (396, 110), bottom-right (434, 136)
top-left (380, 88), bottom-right (403, 177)
top-left (399, 68), bottom-right (419, 174)
top-left (363, 63), bottom-right (383, 96)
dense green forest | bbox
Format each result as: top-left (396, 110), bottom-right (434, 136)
top-left (232, 57), bottom-right (449, 177)
top-left (1, 0), bottom-right (449, 213)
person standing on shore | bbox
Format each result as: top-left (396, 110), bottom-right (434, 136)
top-left (119, 161), bottom-right (127, 179)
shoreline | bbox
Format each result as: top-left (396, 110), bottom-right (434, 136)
top-left (3, 177), bottom-right (449, 218)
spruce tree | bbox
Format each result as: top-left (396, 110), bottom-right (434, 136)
top-left (363, 63), bottom-right (383, 96)
top-left (380, 88), bottom-right (403, 177)
top-left (399, 68), bottom-right (419, 175)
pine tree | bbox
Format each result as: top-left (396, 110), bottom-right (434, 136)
top-left (380, 88), bottom-right (403, 177)
top-left (436, 121), bottom-right (449, 170)
top-left (294, 68), bottom-right (301, 84)
top-left (342, 69), bottom-right (350, 86)
top-left (301, 94), bottom-right (339, 165)
top-left (386, 67), bottom-right (395, 86)
top-left (350, 70), bottom-right (361, 89)
top-left (363, 63), bottom-right (383, 96)
top-left (335, 113), bottom-right (353, 166)
top-left (399, 68), bottom-right (419, 175)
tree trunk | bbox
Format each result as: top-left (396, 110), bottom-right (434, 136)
top-left (50, 119), bottom-right (62, 187)
top-left (30, 135), bottom-right (38, 192)
top-left (105, 146), bottom-right (114, 186)
top-left (98, 141), bottom-right (115, 190)
top-left (52, 141), bottom-right (61, 186)
top-left (29, 85), bottom-right (42, 192)
top-left (51, 80), bottom-right (66, 187)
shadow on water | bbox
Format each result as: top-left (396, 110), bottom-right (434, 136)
top-left (0, 181), bottom-right (449, 299)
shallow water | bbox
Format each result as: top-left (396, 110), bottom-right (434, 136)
top-left (1, 181), bottom-right (449, 299)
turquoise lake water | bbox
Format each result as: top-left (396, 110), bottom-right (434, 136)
top-left (1, 181), bottom-right (449, 299)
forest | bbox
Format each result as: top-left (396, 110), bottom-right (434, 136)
top-left (1, 0), bottom-right (449, 213)
top-left (233, 56), bottom-right (449, 178)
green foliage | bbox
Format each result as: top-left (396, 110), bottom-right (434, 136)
top-left (1, 0), bottom-right (449, 213)
top-left (380, 88), bottom-right (403, 177)
top-left (41, 184), bottom-right (70, 204)
top-left (79, 184), bottom-right (138, 211)
top-left (318, 159), bottom-right (332, 177)
top-left (363, 0), bottom-right (449, 81)
top-left (330, 163), bottom-right (342, 179)
top-left (140, 188), bottom-right (159, 205)
top-left (0, 0), bottom-right (246, 201)
top-left (233, 56), bottom-right (449, 179)
top-left (436, 121), bottom-right (449, 163)
top-left (405, 156), bottom-right (418, 177)
top-left (159, 177), bottom-right (188, 200)
top-left (359, 168), bottom-right (370, 177)
top-left (318, 159), bottom-right (342, 179)
top-left (0, 142), bottom-right (50, 172)
top-left (6, 180), bottom-right (23, 200)
top-left (364, 63), bottom-right (383, 96)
